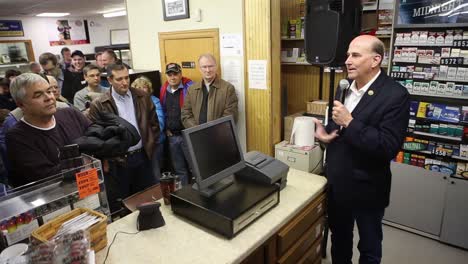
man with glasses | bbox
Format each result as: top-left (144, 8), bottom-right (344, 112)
top-left (74, 64), bottom-right (108, 111)
top-left (5, 73), bottom-right (91, 187)
top-left (39, 52), bottom-right (64, 92)
top-left (181, 53), bottom-right (238, 128)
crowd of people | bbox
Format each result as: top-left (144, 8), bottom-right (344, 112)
top-left (0, 48), bottom-right (239, 216)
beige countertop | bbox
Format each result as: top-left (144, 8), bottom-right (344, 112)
top-left (95, 169), bottom-right (327, 264)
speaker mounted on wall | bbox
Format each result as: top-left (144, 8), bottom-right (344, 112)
top-left (304, 0), bottom-right (362, 66)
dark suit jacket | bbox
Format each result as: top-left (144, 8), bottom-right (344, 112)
top-left (325, 71), bottom-right (410, 209)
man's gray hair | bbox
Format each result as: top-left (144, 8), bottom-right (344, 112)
top-left (10, 73), bottom-right (48, 103)
top-left (198, 53), bottom-right (217, 65)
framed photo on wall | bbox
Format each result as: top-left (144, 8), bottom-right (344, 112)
top-left (162, 0), bottom-right (190, 21)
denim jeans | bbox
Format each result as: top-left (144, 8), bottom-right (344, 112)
top-left (151, 145), bottom-right (162, 184)
top-left (168, 135), bottom-right (190, 185)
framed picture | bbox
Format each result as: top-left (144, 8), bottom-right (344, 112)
top-left (162, 0), bottom-right (190, 21)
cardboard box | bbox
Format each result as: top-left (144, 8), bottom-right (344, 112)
top-left (307, 100), bottom-right (328, 116)
top-left (275, 141), bottom-right (323, 174)
top-left (284, 111), bottom-right (305, 141)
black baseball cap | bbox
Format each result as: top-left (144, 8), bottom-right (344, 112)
top-left (71, 50), bottom-right (85, 58)
top-left (165, 63), bottom-right (181, 74)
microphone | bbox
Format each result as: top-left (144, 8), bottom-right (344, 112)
top-left (339, 79), bottom-right (350, 104)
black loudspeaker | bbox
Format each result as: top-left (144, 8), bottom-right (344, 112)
top-left (304, 0), bottom-right (362, 66)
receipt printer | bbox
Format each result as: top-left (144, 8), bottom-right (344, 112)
top-left (235, 151), bottom-right (289, 190)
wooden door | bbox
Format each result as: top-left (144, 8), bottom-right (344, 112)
top-left (159, 29), bottom-right (220, 84)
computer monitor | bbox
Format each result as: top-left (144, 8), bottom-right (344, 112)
top-left (182, 116), bottom-right (245, 197)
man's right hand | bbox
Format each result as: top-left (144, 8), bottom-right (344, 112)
top-left (312, 118), bottom-right (339, 144)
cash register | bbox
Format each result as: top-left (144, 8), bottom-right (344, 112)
top-left (170, 116), bottom-right (289, 238)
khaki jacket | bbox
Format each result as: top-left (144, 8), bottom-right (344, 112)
top-left (181, 77), bottom-right (238, 128)
top-left (87, 87), bottom-right (159, 159)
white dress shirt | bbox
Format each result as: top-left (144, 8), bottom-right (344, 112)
top-left (111, 88), bottom-right (143, 152)
top-left (344, 70), bottom-right (381, 113)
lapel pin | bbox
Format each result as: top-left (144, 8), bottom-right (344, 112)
top-left (368, 90), bottom-right (374, 96)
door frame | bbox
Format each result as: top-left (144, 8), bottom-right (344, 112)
top-left (158, 28), bottom-right (221, 77)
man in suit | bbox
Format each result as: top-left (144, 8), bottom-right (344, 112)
top-left (313, 35), bottom-right (410, 264)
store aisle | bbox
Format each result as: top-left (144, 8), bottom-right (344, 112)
top-left (322, 224), bottom-right (468, 264)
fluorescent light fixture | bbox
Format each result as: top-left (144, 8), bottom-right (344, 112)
top-left (36, 12), bottom-right (70, 17)
top-left (103, 10), bottom-right (126, 18)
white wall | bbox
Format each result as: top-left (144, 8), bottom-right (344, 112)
top-left (0, 15), bottom-right (129, 61)
top-left (126, 0), bottom-right (247, 151)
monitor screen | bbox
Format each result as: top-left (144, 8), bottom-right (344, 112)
top-left (188, 119), bottom-right (241, 180)
top-left (183, 116), bottom-right (245, 197)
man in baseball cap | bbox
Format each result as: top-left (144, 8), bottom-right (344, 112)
top-left (160, 63), bottom-right (193, 185)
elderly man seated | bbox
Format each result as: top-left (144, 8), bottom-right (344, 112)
top-left (6, 73), bottom-right (91, 187)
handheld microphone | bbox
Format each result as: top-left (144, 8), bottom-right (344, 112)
top-left (339, 79), bottom-right (350, 104)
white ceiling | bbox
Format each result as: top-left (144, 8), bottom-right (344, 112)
top-left (0, 0), bottom-right (126, 17)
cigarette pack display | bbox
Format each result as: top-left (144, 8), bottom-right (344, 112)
top-left (419, 31), bottom-right (428, 44)
top-left (410, 101), bottom-right (419, 116)
top-left (441, 47), bottom-right (451, 57)
top-left (456, 67), bottom-right (466, 80)
top-left (461, 106), bottom-right (468, 122)
top-left (411, 31), bottom-right (420, 44)
top-left (463, 31), bottom-right (468, 40)
top-left (431, 66), bottom-right (439, 78)
top-left (447, 67), bottom-right (458, 79)
top-left (455, 84), bottom-right (463, 95)
top-left (413, 81), bottom-right (421, 93)
top-left (392, 66), bottom-right (400, 72)
top-left (405, 80), bottom-right (414, 92)
top-left (436, 32), bottom-right (445, 45)
top-left (417, 49), bottom-right (426, 63)
top-left (450, 48), bottom-right (461, 57)
top-left (446, 82), bottom-right (455, 95)
top-left (394, 49), bottom-right (402, 61)
top-left (409, 48), bottom-right (418, 62)
top-left (395, 33), bottom-right (404, 44)
top-left (439, 65), bottom-right (448, 79)
top-left (426, 103), bottom-right (444, 120)
top-left (404, 33), bottom-right (412, 44)
top-left (417, 102), bottom-right (430, 118)
top-left (440, 106), bottom-right (461, 123)
top-left (463, 85), bottom-right (468, 96)
top-left (428, 32), bottom-right (437, 44)
top-left (445, 30), bottom-right (454, 45)
top-left (461, 144), bottom-right (468, 157)
top-left (407, 65), bottom-right (415, 72)
top-left (454, 29), bottom-right (463, 40)
top-left (429, 81), bottom-right (439, 94)
top-left (437, 83), bottom-right (447, 95)
top-left (421, 82), bottom-right (430, 93)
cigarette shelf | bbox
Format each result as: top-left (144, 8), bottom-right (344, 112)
top-left (412, 131), bottom-right (462, 141)
top-left (452, 155), bottom-right (468, 161)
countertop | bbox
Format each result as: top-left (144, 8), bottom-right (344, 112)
top-left (95, 169), bottom-right (327, 264)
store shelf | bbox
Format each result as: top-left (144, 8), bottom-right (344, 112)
top-left (0, 63), bottom-right (29, 68)
top-left (281, 38), bottom-right (304, 41)
top-left (376, 35), bottom-right (392, 38)
top-left (281, 62), bottom-right (311, 65)
top-left (452, 155), bottom-right (468, 161)
top-left (394, 43), bottom-right (454, 47)
top-left (409, 92), bottom-right (468, 100)
top-left (413, 131), bottom-right (462, 141)
top-left (434, 78), bottom-right (468, 83)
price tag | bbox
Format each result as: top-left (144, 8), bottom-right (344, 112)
top-left (75, 168), bottom-right (100, 199)
top-left (440, 57), bottom-right (464, 65)
top-left (453, 40), bottom-right (468, 47)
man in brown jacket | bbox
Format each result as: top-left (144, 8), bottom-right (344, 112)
top-left (181, 54), bottom-right (238, 128)
top-left (88, 64), bottom-right (159, 213)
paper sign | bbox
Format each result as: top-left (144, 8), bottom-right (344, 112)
top-left (75, 168), bottom-right (100, 199)
top-left (221, 33), bottom-right (243, 56)
top-left (248, 60), bottom-right (267, 89)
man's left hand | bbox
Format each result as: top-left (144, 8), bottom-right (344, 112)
top-left (332, 100), bottom-right (353, 128)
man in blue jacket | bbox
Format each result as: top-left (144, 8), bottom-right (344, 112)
top-left (314, 35), bottom-right (410, 264)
